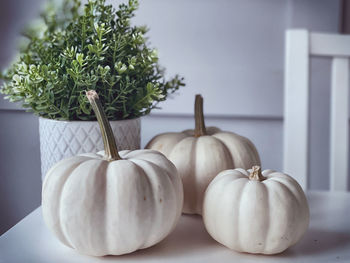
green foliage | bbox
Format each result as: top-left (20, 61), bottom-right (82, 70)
top-left (0, 0), bottom-right (185, 120)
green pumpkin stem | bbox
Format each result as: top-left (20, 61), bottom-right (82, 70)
top-left (249, 166), bottom-right (266, 181)
top-left (194, 94), bottom-right (207, 137)
top-left (86, 90), bottom-right (121, 161)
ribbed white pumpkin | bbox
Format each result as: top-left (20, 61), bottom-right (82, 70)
top-left (146, 95), bottom-right (260, 215)
top-left (203, 166), bottom-right (309, 255)
top-left (42, 91), bottom-right (183, 256)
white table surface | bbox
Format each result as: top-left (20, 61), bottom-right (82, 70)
top-left (1, 191), bottom-right (350, 263)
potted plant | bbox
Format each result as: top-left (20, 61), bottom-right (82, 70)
top-left (0, 0), bottom-right (184, 178)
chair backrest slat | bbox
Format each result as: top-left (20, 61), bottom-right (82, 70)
top-left (283, 29), bottom-right (310, 189)
top-left (284, 29), bottom-right (350, 191)
top-left (330, 57), bottom-right (349, 191)
top-left (310, 33), bottom-right (350, 57)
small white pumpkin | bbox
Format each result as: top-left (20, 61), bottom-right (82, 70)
top-left (203, 166), bottom-right (309, 255)
top-left (146, 95), bottom-right (260, 214)
top-left (42, 90), bottom-right (183, 256)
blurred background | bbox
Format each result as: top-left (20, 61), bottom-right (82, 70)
top-left (0, 0), bottom-right (349, 235)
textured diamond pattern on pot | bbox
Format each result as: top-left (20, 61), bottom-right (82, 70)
top-left (39, 118), bottom-right (141, 179)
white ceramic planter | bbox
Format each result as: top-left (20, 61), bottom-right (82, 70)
top-left (39, 117), bottom-right (141, 179)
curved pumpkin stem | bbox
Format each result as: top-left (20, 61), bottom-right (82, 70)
top-left (86, 90), bottom-right (121, 161)
top-left (249, 166), bottom-right (266, 181)
top-left (194, 94), bottom-right (207, 137)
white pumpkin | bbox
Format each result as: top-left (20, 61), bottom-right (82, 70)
top-left (42, 90), bottom-right (183, 256)
top-left (203, 166), bottom-right (309, 255)
top-left (146, 95), bottom-right (260, 214)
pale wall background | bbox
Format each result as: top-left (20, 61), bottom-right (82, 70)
top-left (0, 0), bottom-right (344, 235)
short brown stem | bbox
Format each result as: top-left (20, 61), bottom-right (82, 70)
top-left (86, 90), bottom-right (121, 161)
top-left (249, 166), bottom-right (266, 181)
top-left (194, 94), bottom-right (206, 137)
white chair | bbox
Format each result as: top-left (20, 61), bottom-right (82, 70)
top-left (284, 29), bottom-right (350, 191)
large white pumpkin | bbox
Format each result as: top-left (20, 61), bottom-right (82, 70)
top-left (146, 95), bottom-right (260, 214)
top-left (42, 91), bottom-right (183, 256)
top-left (203, 166), bottom-right (309, 255)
